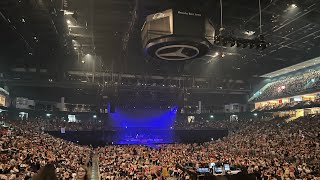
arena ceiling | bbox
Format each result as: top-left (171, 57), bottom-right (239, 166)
top-left (1, 0), bottom-right (320, 80)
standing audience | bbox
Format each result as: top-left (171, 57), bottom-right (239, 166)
top-left (0, 119), bottom-right (91, 179)
top-left (98, 115), bottom-right (320, 179)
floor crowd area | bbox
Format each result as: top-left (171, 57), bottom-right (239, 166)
top-left (0, 120), bottom-right (92, 179)
top-left (98, 116), bottom-right (320, 180)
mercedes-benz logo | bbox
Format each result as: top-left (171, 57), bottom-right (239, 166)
top-left (155, 45), bottom-right (200, 61)
top-left (152, 13), bottom-right (165, 20)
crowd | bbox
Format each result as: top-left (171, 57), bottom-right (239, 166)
top-left (254, 99), bottom-right (320, 112)
top-left (254, 69), bottom-right (320, 101)
top-left (173, 117), bottom-right (265, 131)
top-left (173, 118), bottom-right (229, 130)
top-left (43, 119), bottom-right (103, 131)
top-left (7, 117), bottom-right (103, 132)
top-left (9, 117), bottom-right (240, 132)
top-left (98, 115), bottom-right (320, 179)
top-left (1, 114), bottom-right (320, 179)
top-left (97, 145), bottom-right (191, 180)
top-left (0, 119), bottom-right (92, 179)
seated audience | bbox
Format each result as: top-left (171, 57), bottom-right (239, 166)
top-left (254, 69), bottom-right (320, 101)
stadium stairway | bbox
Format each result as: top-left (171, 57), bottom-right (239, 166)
top-left (90, 155), bottom-right (100, 180)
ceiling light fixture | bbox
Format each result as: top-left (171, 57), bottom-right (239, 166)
top-left (244, 31), bottom-right (255, 36)
top-left (291, 4), bottom-right (297, 8)
top-left (64, 10), bottom-right (74, 15)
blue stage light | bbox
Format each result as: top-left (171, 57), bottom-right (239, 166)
top-left (109, 107), bottom-right (177, 144)
top-left (109, 107), bottom-right (177, 128)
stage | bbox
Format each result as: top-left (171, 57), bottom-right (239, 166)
top-left (47, 128), bottom-right (228, 147)
top-left (47, 108), bottom-right (228, 146)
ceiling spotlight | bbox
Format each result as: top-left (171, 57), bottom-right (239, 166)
top-left (244, 31), bottom-right (255, 36)
top-left (64, 10), bottom-right (74, 15)
top-left (256, 44), bottom-right (262, 49)
top-left (21, 18), bottom-right (26, 23)
top-left (214, 36), bottom-right (222, 45)
top-left (66, 20), bottom-right (72, 25)
top-left (81, 60), bottom-right (85, 64)
top-left (74, 47), bottom-right (77, 50)
top-left (207, 52), bottom-right (220, 58)
top-left (291, 4), bottom-right (297, 8)
top-left (256, 41), bottom-right (270, 50)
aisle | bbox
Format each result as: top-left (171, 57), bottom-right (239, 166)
top-left (90, 155), bottom-right (100, 180)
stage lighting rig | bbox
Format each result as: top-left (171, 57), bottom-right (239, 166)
top-left (211, 0), bottom-right (270, 51)
top-left (214, 34), bottom-right (270, 50)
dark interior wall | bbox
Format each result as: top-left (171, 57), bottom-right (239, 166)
top-left (187, 93), bottom-right (247, 105)
top-left (7, 84), bottom-right (248, 109)
top-left (8, 86), bottom-right (99, 104)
